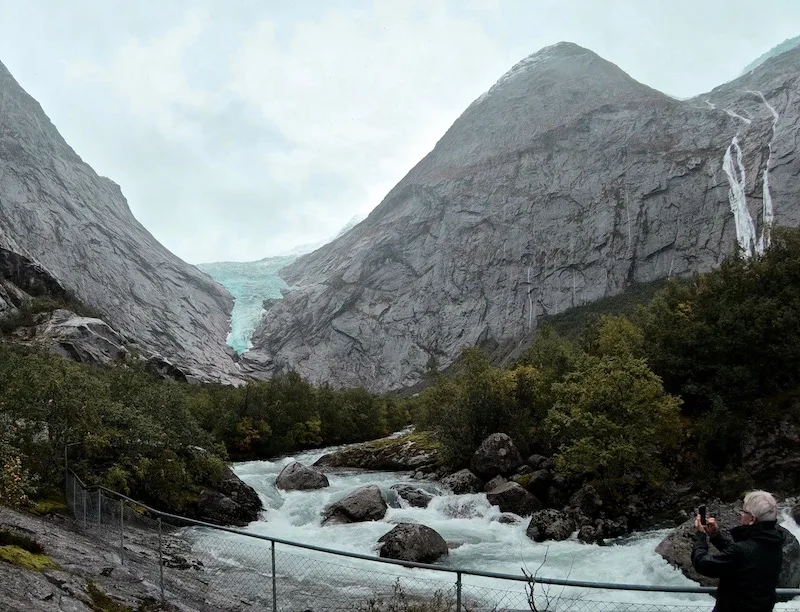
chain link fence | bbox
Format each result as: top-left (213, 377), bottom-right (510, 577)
top-left (65, 470), bottom-right (800, 612)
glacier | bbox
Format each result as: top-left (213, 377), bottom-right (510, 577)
top-left (198, 256), bottom-right (295, 354)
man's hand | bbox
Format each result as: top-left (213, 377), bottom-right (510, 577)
top-left (694, 514), bottom-right (706, 533)
top-left (704, 517), bottom-right (718, 537)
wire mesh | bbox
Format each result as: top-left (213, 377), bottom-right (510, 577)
top-left (64, 471), bottom-right (800, 612)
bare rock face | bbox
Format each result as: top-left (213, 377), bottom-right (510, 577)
top-left (655, 500), bottom-right (800, 588)
top-left (0, 61), bottom-right (239, 384)
top-left (378, 523), bottom-right (448, 563)
top-left (34, 309), bottom-right (128, 365)
top-left (275, 462), bottom-right (329, 491)
top-left (244, 42), bottom-right (800, 392)
top-left (321, 485), bottom-right (388, 525)
top-left (471, 433), bottom-right (523, 477)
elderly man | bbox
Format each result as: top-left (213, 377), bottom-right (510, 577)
top-left (692, 490), bottom-right (784, 612)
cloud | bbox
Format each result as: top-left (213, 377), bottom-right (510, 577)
top-left (59, 1), bottom-right (515, 263)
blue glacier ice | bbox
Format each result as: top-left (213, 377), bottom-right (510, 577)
top-left (198, 256), bottom-right (296, 354)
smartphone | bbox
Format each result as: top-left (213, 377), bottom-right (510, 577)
top-left (699, 504), bottom-right (707, 525)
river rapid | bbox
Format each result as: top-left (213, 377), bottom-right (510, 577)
top-left (189, 444), bottom-right (800, 610)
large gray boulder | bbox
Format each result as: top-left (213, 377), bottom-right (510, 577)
top-left (486, 482), bottom-right (541, 517)
top-left (378, 523), bottom-right (448, 563)
top-left (322, 485), bottom-right (388, 526)
top-left (0, 61), bottom-right (239, 384)
top-left (391, 484), bottom-right (434, 508)
top-left (193, 465), bottom-right (263, 526)
top-left (441, 469), bottom-right (483, 494)
top-left (244, 42), bottom-right (800, 394)
top-left (526, 509), bottom-right (576, 543)
top-left (471, 433), bottom-right (523, 477)
top-left (275, 462), bottom-right (329, 491)
top-left (655, 501), bottom-right (800, 588)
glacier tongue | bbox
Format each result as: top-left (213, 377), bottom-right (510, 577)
top-left (199, 256), bottom-right (295, 354)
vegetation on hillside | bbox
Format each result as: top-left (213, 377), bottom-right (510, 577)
top-left (414, 227), bottom-right (800, 504)
top-left (2, 227), bottom-right (799, 516)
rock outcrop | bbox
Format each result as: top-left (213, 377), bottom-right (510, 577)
top-left (471, 433), bottom-right (523, 477)
top-left (792, 504), bottom-right (800, 525)
top-left (191, 465), bottom-right (263, 527)
top-left (0, 61), bottom-right (239, 383)
top-left (321, 485), bottom-right (388, 525)
top-left (378, 523), bottom-right (448, 563)
top-left (244, 42), bottom-right (800, 392)
top-left (314, 432), bottom-right (441, 472)
top-left (526, 509), bottom-right (576, 543)
top-left (655, 501), bottom-right (800, 588)
top-left (486, 481), bottom-right (541, 516)
top-left (275, 462), bottom-right (329, 491)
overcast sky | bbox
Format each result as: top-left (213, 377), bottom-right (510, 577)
top-left (1, 1), bottom-right (798, 264)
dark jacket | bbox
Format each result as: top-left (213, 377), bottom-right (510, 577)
top-left (692, 520), bottom-right (783, 612)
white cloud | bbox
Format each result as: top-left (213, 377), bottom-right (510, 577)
top-left (227, 0), bottom-right (516, 232)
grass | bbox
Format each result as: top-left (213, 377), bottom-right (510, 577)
top-left (0, 545), bottom-right (58, 571)
top-left (369, 431), bottom-right (442, 452)
top-left (30, 495), bottom-right (69, 516)
top-left (86, 580), bottom-right (161, 612)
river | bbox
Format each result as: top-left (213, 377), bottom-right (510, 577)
top-left (187, 444), bottom-right (800, 610)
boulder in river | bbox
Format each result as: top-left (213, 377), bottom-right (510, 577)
top-left (471, 433), bottom-right (523, 477)
top-left (484, 475), bottom-right (507, 492)
top-left (391, 484), bottom-right (434, 508)
top-left (193, 465), bottom-right (263, 526)
top-left (526, 509), bottom-right (576, 543)
top-left (441, 469), bottom-right (483, 494)
top-left (378, 523), bottom-right (448, 563)
top-left (655, 500), bottom-right (800, 588)
top-left (791, 504), bottom-right (800, 526)
top-left (322, 485), bottom-right (388, 526)
top-left (486, 482), bottom-right (541, 517)
top-left (275, 462), bottom-right (329, 491)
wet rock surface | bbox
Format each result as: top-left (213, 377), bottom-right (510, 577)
top-left (322, 485), bottom-right (388, 525)
top-left (378, 523), bottom-right (448, 563)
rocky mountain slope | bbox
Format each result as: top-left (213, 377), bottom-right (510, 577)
top-left (0, 61), bottom-right (239, 383)
top-left (245, 42), bottom-right (800, 392)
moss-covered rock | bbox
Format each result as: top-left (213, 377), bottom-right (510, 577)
top-left (0, 545), bottom-right (58, 571)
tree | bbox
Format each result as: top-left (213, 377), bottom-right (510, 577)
top-left (546, 354), bottom-right (682, 498)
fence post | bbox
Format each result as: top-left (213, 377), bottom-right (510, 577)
top-left (119, 499), bottom-right (125, 565)
top-left (271, 540), bottom-right (277, 611)
top-left (82, 487), bottom-right (87, 530)
top-left (63, 445), bottom-right (68, 503)
top-left (158, 518), bottom-right (165, 606)
top-left (97, 489), bottom-right (102, 532)
top-left (456, 571), bottom-right (462, 612)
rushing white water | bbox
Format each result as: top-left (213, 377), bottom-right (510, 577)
top-left (191, 448), bottom-right (710, 608)
top-left (749, 90), bottom-right (780, 254)
top-left (722, 136), bottom-right (758, 257)
top-left (184, 446), bottom-right (800, 609)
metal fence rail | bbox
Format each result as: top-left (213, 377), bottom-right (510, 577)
top-left (65, 469), bottom-right (800, 612)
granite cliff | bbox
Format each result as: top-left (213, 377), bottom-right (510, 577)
top-left (245, 42), bottom-right (800, 392)
top-left (0, 61), bottom-right (239, 383)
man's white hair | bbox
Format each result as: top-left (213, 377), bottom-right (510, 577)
top-left (743, 490), bottom-right (778, 522)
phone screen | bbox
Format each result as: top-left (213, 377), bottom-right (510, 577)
top-left (699, 505), bottom-right (707, 525)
